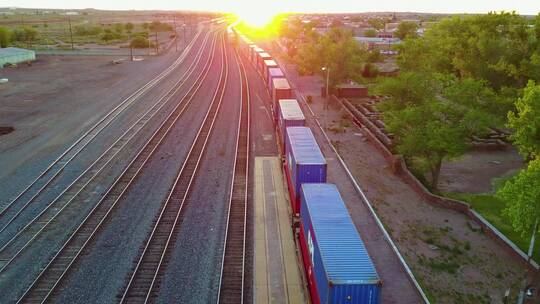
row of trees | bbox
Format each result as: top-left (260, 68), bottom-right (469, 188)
top-left (0, 26), bottom-right (38, 48)
top-left (375, 12), bottom-right (540, 236)
top-left (280, 19), bottom-right (381, 87)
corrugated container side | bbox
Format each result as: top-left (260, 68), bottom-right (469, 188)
top-left (263, 60), bottom-right (278, 82)
top-left (267, 68), bottom-right (285, 89)
top-left (299, 184), bottom-right (381, 304)
top-left (272, 79), bottom-right (292, 119)
top-left (285, 127), bottom-right (326, 213)
top-left (257, 52), bottom-right (272, 74)
top-left (278, 99), bottom-right (305, 153)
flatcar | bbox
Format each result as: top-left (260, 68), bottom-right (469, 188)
top-left (284, 127), bottom-right (327, 214)
top-left (277, 99), bottom-right (305, 153)
top-left (299, 183), bottom-right (381, 304)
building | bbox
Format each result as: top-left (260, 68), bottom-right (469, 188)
top-left (354, 36), bottom-right (401, 51)
top-left (0, 47), bottom-right (36, 68)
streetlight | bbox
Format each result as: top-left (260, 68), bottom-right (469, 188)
top-left (321, 66), bottom-right (330, 129)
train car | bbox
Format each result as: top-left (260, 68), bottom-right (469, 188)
top-left (271, 78), bottom-right (292, 119)
top-left (277, 99), bottom-right (305, 153)
top-left (267, 67), bottom-right (285, 89)
top-left (284, 127), bottom-right (327, 214)
top-left (263, 59), bottom-right (278, 83)
top-left (299, 183), bottom-right (381, 304)
top-left (257, 52), bottom-right (272, 74)
top-left (251, 46), bottom-right (265, 65)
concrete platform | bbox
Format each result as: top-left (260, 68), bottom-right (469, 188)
top-left (254, 157), bottom-right (306, 304)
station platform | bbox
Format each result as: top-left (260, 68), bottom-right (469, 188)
top-left (254, 157), bottom-right (306, 304)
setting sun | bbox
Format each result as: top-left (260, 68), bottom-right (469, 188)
top-left (230, 3), bottom-right (284, 28)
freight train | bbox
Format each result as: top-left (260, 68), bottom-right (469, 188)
top-left (231, 27), bottom-right (382, 304)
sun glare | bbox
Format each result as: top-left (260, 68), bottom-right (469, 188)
top-left (230, 3), bottom-right (283, 29)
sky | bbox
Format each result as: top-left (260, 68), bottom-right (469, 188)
top-left (0, 0), bottom-right (539, 15)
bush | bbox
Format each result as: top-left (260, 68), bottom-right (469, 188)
top-left (362, 62), bottom-right (379, 78)
top-left (130, 36), bottom-right (151, 48)
top-left (0, 27), bottom-right (10, 47)
top-left (74, 24), bottom-right (103, 36)
top-left (10, 27), bottom-right (38, 44)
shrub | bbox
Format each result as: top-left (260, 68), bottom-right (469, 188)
top-left (130, 36), bottom-right (152, 48)
top-left (0, 27), bottom-right (11, 47)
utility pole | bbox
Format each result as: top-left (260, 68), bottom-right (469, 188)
top-left (155, 31), bottom-right (158, 54)
top-left (321, 66), bottom-right (330, 129)
top-left (67, 16), bottom-right (74, 50)
top-left (173, 15), bottom-right (178, 52)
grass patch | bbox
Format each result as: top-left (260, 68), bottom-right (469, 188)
top-left (445, 192), bottom-right (540, 262)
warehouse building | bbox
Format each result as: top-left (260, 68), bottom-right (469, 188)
top-left (0, 47), bottom-right (36, 68)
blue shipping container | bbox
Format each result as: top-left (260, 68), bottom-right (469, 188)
top-left (300, 183), bottom-right (381, 304)
top-left (267, 68), bottom-right (284, 89)
top-left (278, 99), bottom-right (305, 153)
top-left (285, 127), bottom-right (326, 213)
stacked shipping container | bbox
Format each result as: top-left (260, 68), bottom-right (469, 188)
top-left (299, 184), bottom-right (381, 304)
top-left (285, 127), bottom-right (327, 214)
top-left (230, 28), bottom-right (383, 304)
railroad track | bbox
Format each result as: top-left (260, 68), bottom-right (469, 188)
top-left (217, 47), bottom-right (250, 304)
top-left (0, 29), bottom-right (204, 224)
top-left (0, 30), bottom-right (213, 239)
top-left (0, 30), bottom-right (217, 272)
top-left (119, 33), bottom-right (229, 304)
top-left (14, 31), bottom-right (223, 304)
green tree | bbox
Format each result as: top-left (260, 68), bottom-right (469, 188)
top-left (394, 21), bottom-right (419, 40)
top-left (507, 81), bottom-right (540, 159)
top-left (377, 72), bottom-right (495, 190)
top-left (125, 22), bottom-right (134, 33)
top-left (114, 23), bottom-right (124, 34)
top-left (397, 12), bottom-right (540, 90)
top-left (130, 36), bottom-right (151, 48)
top-left (368, 18), bottom-right (385, 30)
top-left (0, 27), bottom-right (10, 47)
top-left (295, 28), bottom-right (365, 87)
top-left (497, 158), bottom-right (540, 236)
top-left (363, 28), bottom-right (377, 37)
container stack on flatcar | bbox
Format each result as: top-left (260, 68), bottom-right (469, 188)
top-left (271, 78), bottom-right (292, 119)
top-left (251, 46), bottom-right (265, 65)
top-left (262, 59), bottom-right (278, 82)
top-left (299, 184), bottom-right (381, 304)
top-left (277, 99), bottom-right (305, 153)
top-left (232, 27), bottom-right (383, 303)
top-left (267, 67), bottom-right (285, 90)
top-left (257, 52), bottom-right (272, 73)
top-left (284, 127), bottom-right (327, 214)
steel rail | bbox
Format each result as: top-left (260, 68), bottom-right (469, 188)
top-left (0, 31), bottom-right (205, 218)
top-left (0, 29), bottom-right (204, 220)
top-left (119, 33), bottom-right (229, 304)
top-left (217, 46), bottom-right (250, 304)
top-left (15, 31), bottom-right (222, 304)
top-left (0, 30), bottom-right (213, 236)
top-left (0, 30), bottom-right (219, 274)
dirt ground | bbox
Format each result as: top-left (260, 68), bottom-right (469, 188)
top-left (439, 148), bottom-right (524, 194)
top-left (274, 54), bottom-right (528, 303)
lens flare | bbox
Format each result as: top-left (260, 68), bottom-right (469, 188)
top-left (230, 2), bottom-right (283, 28)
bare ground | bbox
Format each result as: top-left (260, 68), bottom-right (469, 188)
top-left (439, 148), bottom-right (524, 194)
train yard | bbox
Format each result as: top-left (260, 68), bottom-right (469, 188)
top-left (0, 18), bottom-right (462, 304)
top-left (0, 18), bottom-right (433, 303)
